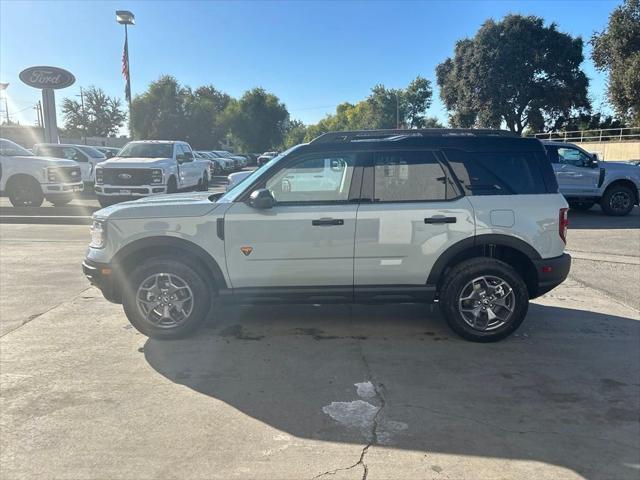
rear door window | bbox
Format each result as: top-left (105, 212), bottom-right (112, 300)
top-left (372, 150), bottom-right (455, 202)
top-left (444, 149), bottom-right (547, 195)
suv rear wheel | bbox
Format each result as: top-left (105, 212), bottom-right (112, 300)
top-left (122, 256), bottom-right (211, 339)
top-left (601, 184), bottom-right (635, 216)
top-left (439, 258), bottom-right (529, 342)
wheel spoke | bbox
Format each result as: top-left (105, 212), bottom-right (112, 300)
top-left (136, 272), bottom-right (194, 329)
top-left (457, 275), bottom-right (515, 331)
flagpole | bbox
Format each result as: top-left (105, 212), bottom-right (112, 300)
top-left (125, 23), bottom-right (132, 138)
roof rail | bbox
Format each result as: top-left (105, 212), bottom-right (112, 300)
top-left (310, 128), bottom-right (517, 144)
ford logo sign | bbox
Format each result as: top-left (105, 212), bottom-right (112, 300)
top-left (71, 171), bottom-right (78, 176)
top-left (19, 66), bottom-right (75, 90)
top-left (118, 173), bottom-right (132, 180)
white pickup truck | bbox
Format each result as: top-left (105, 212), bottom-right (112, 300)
top-left (0, 138), bottom-right (83, 207)
top-left (94, 140), bottom-right (210, 208)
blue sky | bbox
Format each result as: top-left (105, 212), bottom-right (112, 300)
top-left (0, 0), bottom-right (619, 130)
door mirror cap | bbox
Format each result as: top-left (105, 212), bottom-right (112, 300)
top-left (249, 189), bottom-right (275, 209)
top-left (588, 154), bottom-right (599, 168)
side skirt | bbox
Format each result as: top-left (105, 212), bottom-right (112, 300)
top-left (218, 285), bottom-right (436, 305)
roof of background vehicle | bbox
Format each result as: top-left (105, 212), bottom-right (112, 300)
top-left (124, 140), bottom-right (188, 145)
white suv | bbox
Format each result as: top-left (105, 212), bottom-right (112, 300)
top-left (94, 140), bottom-right (210, 207)
top-left (83, 129), bottom-right (571, 342)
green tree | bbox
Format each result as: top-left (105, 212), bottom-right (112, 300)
top-left (221, 88), bottom-right (289, 152)
top-left (436, 15), bottom-right (590, 134)
top-left (591, 0), bottom-right (640, 125)
top-left (283, 119), bottom-right (308, 149)
top-left (62, 86), bottom-right (126, 137)
top-left (130, 75), bottom-right (186, 140)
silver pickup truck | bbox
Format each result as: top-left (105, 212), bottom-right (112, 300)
top-left (542, 141), bottom-right (640, 216)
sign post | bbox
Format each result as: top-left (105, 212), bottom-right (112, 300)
top-left (19, 66), bottom-right (75, 144)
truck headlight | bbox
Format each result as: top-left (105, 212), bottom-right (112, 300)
top-left (95, 167), bottom-right (104, 184)
top-left (151, 168), bottom-right (163, 184)
top-left (89, 220), bottom-right (106, 249)
top-left (47, 167), bottom-right (60, 183)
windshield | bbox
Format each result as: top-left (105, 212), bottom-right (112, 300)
top-left (0, 139), bottom-right (34, 156)
top-left (217, 145), bottom-right (302, 203)
top-left (118, 143), bottom-right (173, 158)
top-left (78, 146), bottom-right (107, 159)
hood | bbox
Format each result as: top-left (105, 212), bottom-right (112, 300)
top-left (12, 155), bottom-right (79, 167)
top-left (94, 191), bottom-right (219, 221)
top-left (98, 157), bottom-right (172, 168)
top-left (227, 170), bottom-right (252, 190)
top-left (603, 161), bottom-right (640, 176)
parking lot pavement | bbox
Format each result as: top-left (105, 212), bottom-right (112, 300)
top-left (1, 215), bottom-right (639, 480)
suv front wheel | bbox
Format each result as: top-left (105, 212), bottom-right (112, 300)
top-left (439, 258), bottom-right (529, 342)
top-left (122, 257), bottom-right (212, 339)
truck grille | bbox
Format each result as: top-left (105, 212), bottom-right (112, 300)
top-left (59, 166), bottom-right (82, 182)
top-left (102, 168), bottom-right (154, 186)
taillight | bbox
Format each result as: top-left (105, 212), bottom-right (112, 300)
top-left (559, 208), bottom-right (569, 243)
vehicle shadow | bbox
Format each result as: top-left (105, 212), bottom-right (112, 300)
top-left (144, 303), bottom-right (640, 479)
top-left (569, 205), bottom-right (639, 229)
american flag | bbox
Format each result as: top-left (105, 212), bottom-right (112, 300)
top-left (122, 35), bottom-right (131, 103)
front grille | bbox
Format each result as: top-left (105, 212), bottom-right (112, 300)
top-left (102, 168), bottom-right (154, 186)
top-left (59, 166), bottom-right (82, 182)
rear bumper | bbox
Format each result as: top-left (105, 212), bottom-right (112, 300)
top-left (82, 259), bottom-right (121, 303)
top-left (532, 253), bottom-right (571, 298)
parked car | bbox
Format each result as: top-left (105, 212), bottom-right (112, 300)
top-left (212, 150), bottom-right (247, 169)
top-left (94, 146), bottom-right (122, 159)
top-left (93, 140), bottom-right (210, 208)
top-left (84, 128), bottom-right (571, 343)
top-left (0, 138), bottom-right (83, 207)
top-left (226, 170), bottom-right (252, 191)
top-left (257, 151), bottom-right (278, 166)
top-left (194, 151), bottom-right (222, 176)
top-left (542, 140), bottom-right (640, 216)
top-left (205, 151), bottom-right (235, 172)
top-left (33, 143), bottom-right (106, 185)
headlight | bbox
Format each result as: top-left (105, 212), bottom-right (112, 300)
top-left (95, 168), bottom-right (103, 184)
top-left (47, 167), bottom-right (60, 183)
top-left (151, 168), bottom-right (163, 184)
top-left (89, 220), bottom-right (106, 249)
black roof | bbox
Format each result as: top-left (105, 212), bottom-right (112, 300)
top-left (305, 129), bottom-right (544, 153)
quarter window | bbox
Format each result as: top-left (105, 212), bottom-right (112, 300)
top-left (372, 151), bottom-right (451, 202)
top-left (445, 149), bottom-right (547, 195)
top-left (265, 154), bottom-right (356, 203)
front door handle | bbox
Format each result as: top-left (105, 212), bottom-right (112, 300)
top-left (424, 216), bottom-right (457, 224)
top-left (312, 218), bottom-right (344, 226)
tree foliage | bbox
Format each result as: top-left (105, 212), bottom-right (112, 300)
top-left (62, 86), bottom-right (126, 137)
top-left (591, 0), bottom-right (640, 125)
top-left (302, 77), bottom-right (436, 142)
top-left (221, 88), bottom-right (289, 152)
top-left (436, 15), bottom-right (590, 134)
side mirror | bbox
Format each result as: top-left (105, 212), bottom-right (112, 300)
top-left (249, 189), bottom-right (275, 209)
top-left (104, 152), bottom-right (114, 158)
top-left (588, 154), bottom-right (599, 168)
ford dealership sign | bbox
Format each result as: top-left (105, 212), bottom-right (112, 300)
top-left (19, 66), bottom-right (75, 90)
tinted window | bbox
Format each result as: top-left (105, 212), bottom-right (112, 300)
top-left (445, 149), bottom-right (547, 195)
top-left (373, 151), bottom-right (451, 202)
top-left (265, 153), bottom-right (355, 203)
top-left (78, 146), bottom-right (106, 159)
top-left (118, 143), bottom-right (173, 158)
top-left (0, 139), bottom-right (33, 156)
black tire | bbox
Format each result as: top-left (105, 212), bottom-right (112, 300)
top-left (167, 176), bottom-right (177, 194)
top-left (600, 184), bottom-right (635, 216)
top-left (199, 172), bottom-right (209, 191)
top-left (7, 176), bottom-right (44, 207)
top-left (97, 196), bottom-right (116, 208)
top-left (568, 201), bottom-right (595, 211)
top-left (439, 258), bottom-right (529, 342)
top-left (122, 256), bottom-right (211, 339)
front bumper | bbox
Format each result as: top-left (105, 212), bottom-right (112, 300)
top-left (532, 253), bottom-right (571, 298)
top-left (82, 259), bottom-right (121, 303)
top-left (43, 182), bottom-right (84, 194)
top-left (95, 184), bottom-right (166, 197)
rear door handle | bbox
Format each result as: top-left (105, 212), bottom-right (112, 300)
top-left (312, 218), bottom-right (344, 226)
top-left (424, 216), bottom-right (457, 224)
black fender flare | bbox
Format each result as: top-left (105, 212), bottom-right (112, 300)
top-left (426, 234), bottom-right (541, 286)
top-left (113, 236), bottom-right (227, 288)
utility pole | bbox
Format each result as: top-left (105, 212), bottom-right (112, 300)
top-left (34, 103), bottom-right (41, 127)
top-left (395, 90), bottom-right (400, 129)
top-left (76, 87), bottom-right (86, 144)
